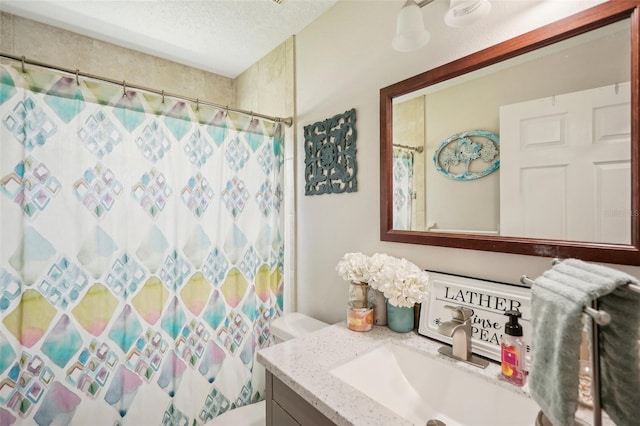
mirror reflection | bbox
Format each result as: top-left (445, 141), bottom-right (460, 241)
top-left (392, 19), bottom-right (630, 245)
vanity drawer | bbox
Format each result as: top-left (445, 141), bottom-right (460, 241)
top-left (266, 371), bottom-right (335, 426)
top-left (272, 401), bottom-right (301, 426)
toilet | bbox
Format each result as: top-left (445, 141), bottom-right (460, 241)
top-left (208, 312), bottom-right (329, 426)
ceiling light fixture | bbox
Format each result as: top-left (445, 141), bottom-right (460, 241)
top-left (445, 0), bottom-right (491, 27)
top-left (392, 0), bottom-right (431, 52)
top-left (393, 0), bottom-right (492, 52)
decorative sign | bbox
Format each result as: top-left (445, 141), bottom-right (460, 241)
top-left (433, 130), bottom-right (500, 180)
top-left (418, 271), bottom-right (532, 365)
top-left (303, 108), bottom-right (357, 195)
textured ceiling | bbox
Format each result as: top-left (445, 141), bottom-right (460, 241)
top-left (0, 0), bottom-right (338, 78)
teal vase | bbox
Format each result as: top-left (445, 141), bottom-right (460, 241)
top-left (386, 301), bottom-right (414, 333)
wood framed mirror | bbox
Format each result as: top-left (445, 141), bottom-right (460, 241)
top-left (380, 0), bottom-right (640, 265)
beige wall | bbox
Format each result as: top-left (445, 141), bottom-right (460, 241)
top-left (1, 12), bottom-right (233, 105)
top-left (425, 81), bottom-right (501, 233)
top-left (234, 38), bottom-right (295, 118)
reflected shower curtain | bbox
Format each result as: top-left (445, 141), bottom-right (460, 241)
top-left (392, 148), bottom-right (414, 230)
top-left (0, 64), bottom-right (284, 425)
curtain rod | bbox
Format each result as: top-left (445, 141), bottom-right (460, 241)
top-left (393, 143), bottom-right (424, 153)
top-left (0, 52), bottom-right (293, 127)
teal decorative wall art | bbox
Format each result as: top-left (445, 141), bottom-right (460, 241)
top-left (304, 108), bottom-right (357, 195)
top-left (433, 130), bottom-right (500, 181)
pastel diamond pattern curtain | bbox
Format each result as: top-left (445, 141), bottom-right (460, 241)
top-left (0, 64), bottom-right (284, 425)
top-left (392, 148), bottom-right (414, 230)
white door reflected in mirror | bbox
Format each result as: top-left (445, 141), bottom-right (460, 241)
top-left (500, 83), bottom-right (631, 244)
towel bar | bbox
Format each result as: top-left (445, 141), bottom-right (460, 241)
top-left (550, 257), bottom-right (640, 294)
top-left (519, 275), bottom-right (611, 325)
top-left (522, 260), bottom-right (639, 426)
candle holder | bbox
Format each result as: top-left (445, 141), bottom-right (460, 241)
top-left (347, 303), bottom-right (373, 332)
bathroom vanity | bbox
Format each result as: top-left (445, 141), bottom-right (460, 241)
top-left (264, 372), bottom-right (334, 426)
top-left (258, 323), bottom-right (428, 426)
top-left (257, 322), bottom-right (604, 426)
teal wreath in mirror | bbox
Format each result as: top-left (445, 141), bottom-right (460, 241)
top-left (433, 130), bottom-right (499, 181)
top-left (303, 108), bottom-right (357, 195)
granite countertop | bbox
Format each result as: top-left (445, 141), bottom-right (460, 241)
top-left (257, 322), bottom-right (604, 426)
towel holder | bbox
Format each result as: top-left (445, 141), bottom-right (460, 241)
top-left (521, 260), bottom-right (640, 426)
top-left (519, 275), bottom-right (611, 325)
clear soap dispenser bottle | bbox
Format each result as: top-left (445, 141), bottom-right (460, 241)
top-left (501, 310), bottom-right (526, 386)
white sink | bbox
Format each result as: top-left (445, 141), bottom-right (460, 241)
top-left (330, 341), bottom-right (540, 426)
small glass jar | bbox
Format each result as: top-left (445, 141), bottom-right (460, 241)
top-left (368, 288), bottom-right (387, 326)
top-left (347, 303), bottom-right (373, 332)
top-left (348, 281), bottom-right (369, 309)
top-left (386, 300), bottom-right (414, 333)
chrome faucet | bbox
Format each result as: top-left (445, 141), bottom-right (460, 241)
top-left (437, 305), bottom-right (489, 368)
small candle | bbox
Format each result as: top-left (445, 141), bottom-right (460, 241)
top-left (347, 304), bottom-right (373, 332)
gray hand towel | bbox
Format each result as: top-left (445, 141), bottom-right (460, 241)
top-left (529, 258), bottom-right (640, 426)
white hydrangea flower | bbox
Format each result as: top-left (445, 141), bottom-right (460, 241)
top-left (336, 252), bottom-right (430, 308)
top-left (374, 257), bottom-right (430, 307)
top-left (366, 253), bottom-right (395, 289)
top-left (336, 252), bottom-right (370, 283)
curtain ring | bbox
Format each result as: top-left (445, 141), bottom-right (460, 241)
top-left (224, 105), bottom-right (229, 117)
top-left (123, 80), bottom-right (126, 97)
top-left (161, 90), bottom-right (165, 104)
top-left (250, 111), bottom-right (254, 121)
top-left (75, 69), bottom-right (80, 85)
top-left (21, 56), bottom-right (25, 73)
top-left (196, 98), bottom-right (199, 111)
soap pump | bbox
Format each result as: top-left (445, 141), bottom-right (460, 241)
top-left (501, 310), bottom-right (526, 386)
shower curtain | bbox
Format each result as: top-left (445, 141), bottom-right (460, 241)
top-left (392, 148), bottom-right (414, 230)
top-left (0, 64), bottom-right (284, 425)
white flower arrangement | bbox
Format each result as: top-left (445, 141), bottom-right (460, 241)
top-left (335, 252), bottom-right (371, 283)
top-left (371, 257), bottom-right (430, 308)
top-left (336, 252), bottom-right (430, 308)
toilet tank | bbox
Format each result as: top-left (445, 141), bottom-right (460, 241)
top-left (271, 312), bottom-right (328, 343)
